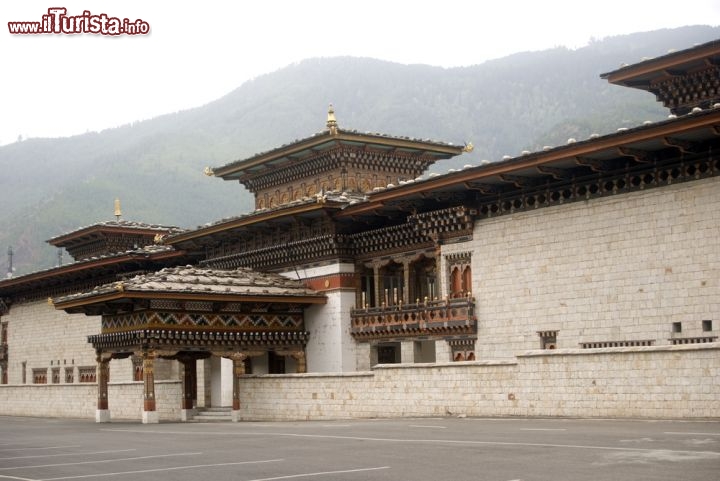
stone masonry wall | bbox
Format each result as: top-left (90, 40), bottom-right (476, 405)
top-left (442, 176), bottom-right (720, 359)
top-left (5, 301), bottom-right (99, 384)
top-left (0, 381), bottom-right (181, 421)
top-left (0, 345), bottom-right (715, 421)
top-left (237, 344), bottom-right (718, 421)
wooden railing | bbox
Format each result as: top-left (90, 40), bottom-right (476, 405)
top-left (350, 297), bottom-right (476, 340)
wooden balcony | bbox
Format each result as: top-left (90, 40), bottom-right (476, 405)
top-left (350, 297), bottom-right (476, 341)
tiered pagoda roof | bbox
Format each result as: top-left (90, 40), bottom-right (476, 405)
top-left (205, 106), bottom-right (471, 210)
top-left (48, 220), bottom-right (184, 262)
top-left (601, 39), bottom-right (720, 115)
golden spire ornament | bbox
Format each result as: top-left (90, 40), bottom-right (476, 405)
top-left (326, 104), bottom-right (338, 135)
top-left (114, 198), bottom-right (122, 221)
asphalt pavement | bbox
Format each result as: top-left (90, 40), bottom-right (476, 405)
top-left (0, 415), bottom-right (718, 481)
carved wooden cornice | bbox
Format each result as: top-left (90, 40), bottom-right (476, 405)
top-left (410, 206), bottom-right (475, 242)
top-left (475, 149), bottom-right (720, 220)
top-left (88, 328), bottom-right (309, 353)
top-left (350, 223), bottom-right (433, 260)
top-left (652, 64), bottom-right (720, 114)
top-left (203, 234), bottom-right (353, 271)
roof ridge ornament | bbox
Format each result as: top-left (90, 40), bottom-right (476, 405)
top-left (462, 142), bottom-right (474, 153)
top-left (114, 198), bottom-right (122, 221)
top-left (326, 104), bottom-right (338, 135)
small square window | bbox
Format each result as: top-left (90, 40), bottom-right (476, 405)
top-left (672, 322), bottom-right (682, 333)
top-left (702, 320), bottom-right (712, 332)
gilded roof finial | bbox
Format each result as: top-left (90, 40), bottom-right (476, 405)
top-left (462, 142), bottom-right (474, 153)
top-left (326, 104), bottom-right (338, 135)
top-left (204, 166), bottom-right (215, 177)
top-left (114, 198), bottom-right (122, 221)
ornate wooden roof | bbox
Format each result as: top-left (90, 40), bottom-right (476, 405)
top-left (339, 108), bottom-right (720, 221)
top-left (601, 39), bottom-right (720, 115)
top-left (52, 265), bottom-right (326, 315)
top-left (0, 245), bottom-right (188, 303)
top-left (206, 107), bottom-right (470, 204)
top-left (48, 220), bottom-right (184, 262)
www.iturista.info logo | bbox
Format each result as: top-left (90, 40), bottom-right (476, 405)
top-left (8, 7), bottom-right (150, 35)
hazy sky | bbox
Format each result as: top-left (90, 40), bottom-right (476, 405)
top-left (2, 1), bottom-right (719, 145)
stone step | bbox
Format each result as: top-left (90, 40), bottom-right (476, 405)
top-left (191, 407), bottom-right (232, 422)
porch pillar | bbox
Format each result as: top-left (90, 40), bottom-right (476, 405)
top-left (402, 259), bottom-right (411, 304)
top-left (373, 264), bottom-right (381, 307)
top-left (142, 350), bottom-right (158, 424)
top-left (292, 350), bottom-right (307, 373)
top-left (433, 243), bottom-right (443, 299)
top-left (230, 353), bottom-right (246, 422)
top-left (179, 356), bottom-right (197, 421)
top-left (95, 353), bottom-right (111, 423)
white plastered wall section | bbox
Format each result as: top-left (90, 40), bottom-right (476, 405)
top-left (442, 176), bottom-right (720, 360)
top-left (281, 263), bottom-right (358, 372)
top-left (2, 300), bottom-right (180, 386)
top-left (4, 300), bottom-right (98, 384)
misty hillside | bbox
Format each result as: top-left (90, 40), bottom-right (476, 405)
top-left (1, 26), bottom-right (718, 275)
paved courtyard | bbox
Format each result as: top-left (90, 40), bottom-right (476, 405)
top-left (0, 416), bottom-right (718, 481)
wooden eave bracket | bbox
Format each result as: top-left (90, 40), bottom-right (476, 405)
top-left (537, 165), bottom-right (575, 180)
top-left (663, 136), bottom-right (701, 153)
top-left (617, 146), bottom-right (655, 163)
top-left (575, 156), bottom-right (613, 172)
top-left (499, 173), bottom-right (548, 188)
top-left (464, 181), bottom-right (504, 194)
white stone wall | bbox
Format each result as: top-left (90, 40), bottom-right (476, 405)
top-left (4, 300), bottom-right (99, 384)
top-left (108, 381), bottom-right (182, 420)
top-left (284, 263), bottom-right (358, 372)
top-left (304, 291), bottom-right (358, 372)
top-left (442, 177), bottom-right (720, 359)
top-left (0, 345), bottom-right (716, 421)
top-left (0, 381), bottom-right (181, 421)
top-left (237, 344), bottom-right (719, 420)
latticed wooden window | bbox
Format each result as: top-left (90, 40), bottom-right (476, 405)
top-left (446, 252), bottom-right (472, 298)
top-left (538, 331), bottom-right (558, 349)
top-left (78, 366), bottom-right (97, 383)
top-left (32, 368), bottom-right (47, 384)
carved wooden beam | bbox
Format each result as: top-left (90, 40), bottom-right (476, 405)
top-left (575, 156), bottom-right (612, 172)
top-left (384, 199), bottom-right (421, 212)
top-left (625, 80), bottom-right (650, 88)
top-left (499, 173), bottom-right (547, 188)
top-left (663, 136), bottom-right (701, 153)
top-left (537, 165), bottom-right (575, 180)
top-left (617, 146), bottom-right (655, 163)
top-left (465, 181), bottom-right (504, 194)
top-left (663, 68), bottom-right (686, 77)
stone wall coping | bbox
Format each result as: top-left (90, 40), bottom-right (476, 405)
top-left (0, 380), bottom-right (182, 388)
top-left (108, 380), bottom-right (181, 386)
top-left (518, 342), bottom-right (720, 357)
top-left (0, 383), bottom-right (95, 388)
top-left (242, 372), bottom-right (375, 379)
top-left (373, 360), bottom-right (518, 369)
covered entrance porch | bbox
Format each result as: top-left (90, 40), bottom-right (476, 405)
top-left (53, 266), bottom-right (325, 423)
